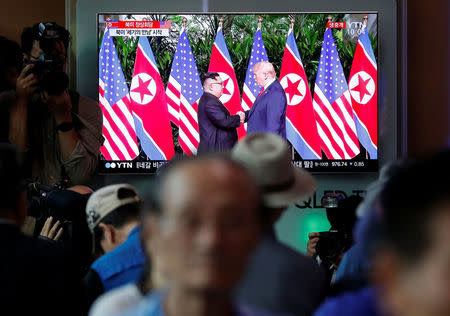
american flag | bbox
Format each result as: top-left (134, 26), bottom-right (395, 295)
top-left (166, 28), bottom-right (203, 155)
top-left (241, 28), bottom-right (268, 112)
top-left (313, 28), bottom-right (360, 159)
top-left (159, 21), bottom-right (171, 29)
top-left (98, 28), bottom-right (139, 161)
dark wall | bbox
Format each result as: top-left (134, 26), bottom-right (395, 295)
top-left (406, 0), bottom-right (449, 156)
top-left (0, 0), bottom-right (65, 43)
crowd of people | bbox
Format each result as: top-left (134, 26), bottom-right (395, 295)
top-left (1, 22), bottom-right (449, 316)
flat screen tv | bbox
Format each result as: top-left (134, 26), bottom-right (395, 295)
top-left (97, 12), bottom-right (379, 173)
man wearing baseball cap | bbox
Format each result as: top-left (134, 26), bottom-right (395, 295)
top-left (231, 132), bottom-right (327, 316)
top-left (83, 183), bottom-right (146, 310)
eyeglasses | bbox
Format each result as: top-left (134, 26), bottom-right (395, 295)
top-left (211, 82), bottom-right (224, 87)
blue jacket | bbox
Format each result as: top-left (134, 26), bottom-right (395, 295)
top-left (313, 287), bottom-right (381, 316)
top-left (91, 226), bottom-right (146, 291)
top-left (245, 80), bottom-right (287, 138)
top-left (234, 231), bottom-right (327, 316)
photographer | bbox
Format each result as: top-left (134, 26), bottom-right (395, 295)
top-left (8, 22), bottom-right (103, 186)
top-left (0, 143), bottom-right (80, 316)
top-left (306, 194), bottom-right (362, 287)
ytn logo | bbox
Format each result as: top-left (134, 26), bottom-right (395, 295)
top-left (105, 162), bottom-right (133, 169)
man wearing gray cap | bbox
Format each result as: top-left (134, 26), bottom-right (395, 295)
top-left (83, 184), bottom-right (146, 310)
top-left (232, 132), bottom-right (327, 316)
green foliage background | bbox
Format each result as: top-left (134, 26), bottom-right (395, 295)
top-left (99, 14), bottom-right (377, 154)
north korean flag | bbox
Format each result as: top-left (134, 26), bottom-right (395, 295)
top-left (208, 27), bottom-right (245, 139)
top-left (280, 29), bottom-right (322, 159)
top-left (130, 36), bottom-right (175, 160)
top-left (348, 26), bottom-right (378, 159)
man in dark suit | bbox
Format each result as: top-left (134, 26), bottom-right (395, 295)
top-left (197, 72), bottom-right (244, 153)
top-left (231, 133), bottom-right (327, 316)
top-left (240, 62), bottom-right (287, 138)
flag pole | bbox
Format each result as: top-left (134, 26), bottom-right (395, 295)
top-left (289, 17), bottom-right (295, 161)
top-left (182, 17), bottom-right (187, 29)
top-left (363, 15), bottom-right (369, 161)
top-left (327, 15), bottom-right (333, 24)
top-left (290, 18), bottom-right (295, 31)
top-left (219, 16), bottom-right (224, 29)
top-left (258, 16), bottom-right (263, 30)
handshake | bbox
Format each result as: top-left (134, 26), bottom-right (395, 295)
top-left (236, 111), bottom-right (246, 123)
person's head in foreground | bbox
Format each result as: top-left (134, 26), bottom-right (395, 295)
top-left (231, 132), bottom-right (317, 229)
top-left (139, 155), bottom-right (263, 315)
top-left (373, 150), bottom-right (450, 316)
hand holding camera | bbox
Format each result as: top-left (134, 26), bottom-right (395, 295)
top-left (306, 232), bottom-right (320, 257)
top-left (15, 64), bottom-right (38, 100)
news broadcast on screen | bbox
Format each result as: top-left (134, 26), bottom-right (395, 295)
top-left (97, 13), bottom-right (378, 173)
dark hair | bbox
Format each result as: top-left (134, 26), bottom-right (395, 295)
top-left (20, 27), bottom-right (34, 56)
top-left (21, 22), bottom-right (71, 56)
top-left (0, 36), bottom-right (22, 91)
top-left (201, 72), bottom-right (220, 86)
top-left (380, 150), bottom-right (450, 262)
top-left (326, 195), bottom-right (363, 232)
top-left (93, 187), bottom-right (141, 252)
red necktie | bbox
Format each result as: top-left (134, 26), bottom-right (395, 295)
top-left (257, 87), bottom-right (265, 98)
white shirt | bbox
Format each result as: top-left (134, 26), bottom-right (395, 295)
top-left (89, 283), bottom-right (144, 316)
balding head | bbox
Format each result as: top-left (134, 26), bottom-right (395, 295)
top-left (143, 156), bottom-right (262, 294)
top-left (252, 61), bottom-right (276, 87)
top-left (161, 157), bottom-right (259, 211)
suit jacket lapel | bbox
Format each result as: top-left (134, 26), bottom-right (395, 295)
top-left (248, 81), bottom-right (276, 119)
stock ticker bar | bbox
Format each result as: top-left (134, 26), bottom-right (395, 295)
top-left (98, 159), bottom-right (377, 174)
top-left (293, 159), bottom-right (378, 172)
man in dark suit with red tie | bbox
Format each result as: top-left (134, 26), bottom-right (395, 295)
top-left (197, 72), bottom-right (244, 153)
top-left (240, 62), bottom-right (287, 138)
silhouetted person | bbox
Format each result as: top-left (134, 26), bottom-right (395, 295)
top-left (314, 150), bottom-right (450, 316)
top-left (114, 155), bottom-right (287, 316)
top-left (0, 143), bottom-right (78, 316)
top-left (232, 133), bottom-right (327, 316)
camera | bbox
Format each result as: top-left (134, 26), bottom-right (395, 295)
top-left (25, 22), bottom-right (70, 95)
top-left (315, 193), bottom-right (362, 264)
top-left (26, 180), bottom-right (68, 220)
top-left (316, 230), bottom-right (353, 262)
top-left (26, 180), bottom-right (89, 241)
